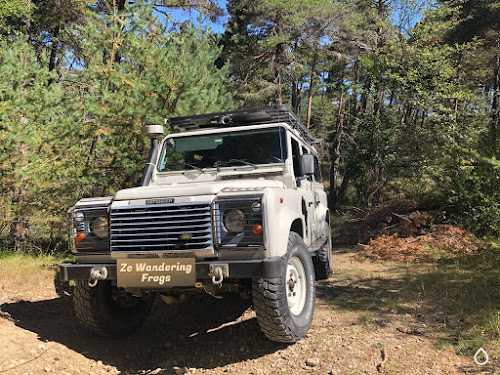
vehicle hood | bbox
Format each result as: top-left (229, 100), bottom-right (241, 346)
top-left (113, 179), bottom-right (284, 201)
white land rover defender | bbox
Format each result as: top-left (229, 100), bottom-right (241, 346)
top-left (58, 106), bottom-right (332, 343)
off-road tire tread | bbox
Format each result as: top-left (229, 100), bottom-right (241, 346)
top-left (252, 232), bottom-right (314, 343)
top-left (73, 280), bottom-right (152, 336)
top-left (73, 280), bottom-right (107, 335)
top-left (313, 225), bottom-right (333, 280)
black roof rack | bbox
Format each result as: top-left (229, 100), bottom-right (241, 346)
top-left (167, 105), bottom-right (315, 145)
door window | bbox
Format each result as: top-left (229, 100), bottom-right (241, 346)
top-left (291, 138), bottom-right (301, 178)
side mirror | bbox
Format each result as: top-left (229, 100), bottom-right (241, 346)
top-left (300, 153), bottom-right (315, 176)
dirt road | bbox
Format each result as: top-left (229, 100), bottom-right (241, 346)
top-left (0, 250), bottom-right (496, 374)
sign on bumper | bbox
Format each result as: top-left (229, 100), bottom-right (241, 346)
top-left (117, 258), bottom-right (195, 288)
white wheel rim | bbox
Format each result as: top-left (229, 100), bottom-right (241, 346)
top-left (286, 256), bottom-right (307, 315)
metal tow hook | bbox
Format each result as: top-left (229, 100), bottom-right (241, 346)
top-left (88, 266), bottom-right (108, 287)
top-left (212, 266), bottom-right (224, 285)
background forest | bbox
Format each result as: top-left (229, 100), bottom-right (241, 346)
top-left (0, 0), bottom-right (499, 252)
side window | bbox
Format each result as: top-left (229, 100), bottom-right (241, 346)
top-left (313, 155), bottom-right (322, 182)
top-left (291, 138), bottom-right (301, 177)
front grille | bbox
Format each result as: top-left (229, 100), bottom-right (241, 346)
top-left (110, 202), bottom-right (212, 252)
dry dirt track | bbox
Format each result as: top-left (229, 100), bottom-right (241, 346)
top-left (0, 250), bottom-right (496, 375)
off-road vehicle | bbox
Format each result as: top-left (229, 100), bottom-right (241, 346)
top-left (58, 105), bottom-right (332, 343)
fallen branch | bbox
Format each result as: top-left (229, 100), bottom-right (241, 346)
top-left (376, 347), bottom-right (388, 373)
top-left (393, 213), bottom-right (410, 222)
top-left (0, 349), bottom-right (48, 373)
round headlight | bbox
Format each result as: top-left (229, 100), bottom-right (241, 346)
top-left (91, 216), bottom-right (109, 239)
top-left (224, 209), bottom-right (246, 233)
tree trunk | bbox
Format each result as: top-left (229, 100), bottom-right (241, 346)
top-left (361, 77), bottom-right (370, 114)
top-left (349, 59), bottom-right (360, 114)
top-left (10, 218), bottom-right (29, 253)
top-left (270, 11), bottom-right (283, 105)
top-left (48, 26), bottom-right (60, 72)
top-left (273, 43), bottom-right (283, 105)
top-left (491, 48), bottom-right (500, 154)
top-left (372, 0), bottom-right (387, 116)
top-left (306, 47), bottom-right (319, 129)
top-left (10, 136), bottom-right (29, 252)
top-left (113, 0), bottom-right (127, 64)
top-left (292, 75), bottom-right (298, 112)
top-left (454, 51), bottom-right (464, 117)
top-left (337, 168), bottom-right (351, 204)
top-left (291, 39), bottom-right (299, 113)
top-left (329, 86), bottom-right (345, 209)
top-left (373, 82), bottom-right (382, 115)
top-left (23, 0), bottom-right (32, 37)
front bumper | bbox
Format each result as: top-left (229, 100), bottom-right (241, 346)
top-left (58, 257), bottom-right (282, 282)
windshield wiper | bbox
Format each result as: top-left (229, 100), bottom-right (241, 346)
top-left (183, 163), bottom-right (204, 173)
top-left (220, 159), bottom-right (257, 169)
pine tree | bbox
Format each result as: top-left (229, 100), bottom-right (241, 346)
top-left (71, 0), bottom-right (235, 196)
top-left (0, 1), bottom-right (235, 250)
top-left (0, 37), bottom-right (79, 250)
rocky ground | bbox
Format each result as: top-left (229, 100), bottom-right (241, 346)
top-left (0, 249), bottom-right (497, 375)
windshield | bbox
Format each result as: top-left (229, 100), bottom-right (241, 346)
top-left (158, 127), bottom-right (287, 172)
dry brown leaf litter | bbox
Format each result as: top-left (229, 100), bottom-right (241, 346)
top-left (344, 200), bottom-right (490, 261)
top-left (358, 225), bottom-right (488, 261)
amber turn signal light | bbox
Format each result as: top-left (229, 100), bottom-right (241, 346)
top-left (75, 232), bottom-right (85, 242)
top-left (252, 224), bottom-right (262, 235)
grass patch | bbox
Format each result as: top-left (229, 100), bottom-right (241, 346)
top-left (323, 245), bottom-right (500, 360)
top-left (318, 255), bottom-right (414, 318)
top-left (407, 250), bottom-right (500, 358)
top-left (422, 246), bottom-right (445, 260)
top-left (330, 215), bottom-right (363, 246)
top-left (357, 312), bottom-right (379, 327)
top-left (0, 249), bottom-right (70, 284)
top-left (385, 361), bottom-right (406, 375)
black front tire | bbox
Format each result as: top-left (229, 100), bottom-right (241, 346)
top-left (252, 232), bottom-right (316, 343)
top-left (313, 224), bottom-right (333, 280)
top-left (73, 280), bottom-right (154, 336)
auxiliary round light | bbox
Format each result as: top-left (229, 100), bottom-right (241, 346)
top-left (224, 209), bottom-right (246, 233)
top-left (91, 216), bottom-right (109, 239)
top-left (251, 202), bottom-right (262, 212)
top-left (74, 212), bottom-right (85, 222)
top-left (75, 232), bottom-right (85, 242)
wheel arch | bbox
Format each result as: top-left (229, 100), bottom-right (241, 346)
top-left (273, 210), bottom-right (305, 257)
top-left (290, 218), bottom-right (304, 238)
top-left (264, 189), bottom-right (306, 258)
